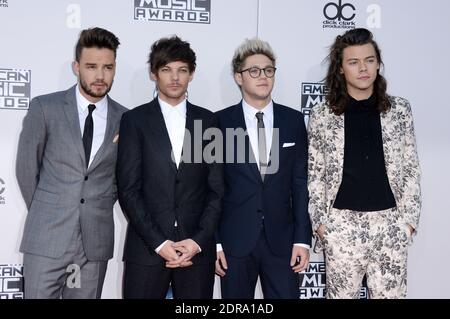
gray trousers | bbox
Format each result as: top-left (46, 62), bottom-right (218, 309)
top-left (23, 222), bottom-right (107, 299)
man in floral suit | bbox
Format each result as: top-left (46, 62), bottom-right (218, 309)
top-left (308, 28), bottom-right (421, 299)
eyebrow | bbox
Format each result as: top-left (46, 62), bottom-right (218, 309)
top-left (248, 64), bottom-right (274, 68)
top-left (161, 65), bottom-right (189, 69)
top-left (347, 55), bottom-right (376, 61)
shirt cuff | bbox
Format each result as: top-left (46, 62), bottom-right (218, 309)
top-left (155, 240), bottom-right (169, 254)
top-left (216, 243), bottom-right (223, 252)
top-left (195, 241), bottom-right (202, 253)
top-left (294, 243), bottom-right (310, 250)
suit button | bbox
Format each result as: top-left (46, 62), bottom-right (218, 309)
top-left (80, 199), bottom-right (85, 204)
top-left (257, 209), bottom-right (263, 213)
top-left (176, 179), bottom-right (180, 184)
top-left (84, 176), bottom-right (88, 181)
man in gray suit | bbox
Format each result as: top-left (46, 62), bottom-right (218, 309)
top-left (16, 27), bottom-right (127, 299)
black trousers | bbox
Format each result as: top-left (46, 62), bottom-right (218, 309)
top-left (123, 260), bottom-right (215, 299)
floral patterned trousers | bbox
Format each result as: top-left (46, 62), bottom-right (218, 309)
top-left (322, 207), bottom-right (411, 299)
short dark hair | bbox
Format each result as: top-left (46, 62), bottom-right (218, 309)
top-left (148, 35), bottom-right (196, 74)
top-left (75, 27), bottom-right (120, 62)
top-left (325, 28), bottom-right (390, 115)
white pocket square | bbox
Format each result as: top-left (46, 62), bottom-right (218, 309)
top-left (282, 142), bottom-right (295, 148)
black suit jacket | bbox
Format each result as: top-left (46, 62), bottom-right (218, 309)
top-left (216, 102), bottom-right (312, 257)
top-left (117, 98), bottom-right (224, 265)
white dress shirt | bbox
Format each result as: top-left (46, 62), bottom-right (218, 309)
top-left (158, 97), bottom-right (186, 168)
top-left (217, 99), bottom-right (310, 252)
top-left (76, 85), bottom-right (108, 168)
top-left (156, 97), bottom-right (201, 254)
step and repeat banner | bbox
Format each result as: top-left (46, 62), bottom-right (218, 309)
top-left (1, 0), bottom-right (449, 299)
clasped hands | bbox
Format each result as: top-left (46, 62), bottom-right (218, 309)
top-left (158, 239), bottom-right (200, 269)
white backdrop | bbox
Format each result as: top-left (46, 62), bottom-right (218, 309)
top-left (0, 0), bottom-right (449, 299)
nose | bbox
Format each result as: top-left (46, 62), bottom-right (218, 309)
top-left (96, 68), bottom-right (105, 80)
top-left (171, 70), bottom-right (179, 81)
top-left (259, 70), bottom-right (268, 79)
top-left (359, 61), bottom-right (367, 72)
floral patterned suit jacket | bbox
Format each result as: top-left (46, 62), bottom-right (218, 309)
top-left (307, 96), bottom-right (421, 236)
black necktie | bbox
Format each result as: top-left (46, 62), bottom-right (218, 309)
top-left (83, 104), bottom-right (96, 168)
top-left (255, 112), bottom-right (267, 180)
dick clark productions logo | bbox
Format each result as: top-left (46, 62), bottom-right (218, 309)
top-left (323, 0), bottom-right (356, 29)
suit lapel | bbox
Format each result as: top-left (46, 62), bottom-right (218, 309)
top-left (178, 102), bottom-right (194, 174)
top-left (148, 99), bottom-right (178, 173)
top-left (380, 104), bottom-right (396, 189)
top-left (262, 103), bottom-right (281, 185)
top-left (63, 86), bottom-right (86, 168)
top-left (328, 111), bottom-right (345, 198)
top-left (233, 103), bottom-right (262, 182)
top-left (88, 97), bottom-right (119, 172)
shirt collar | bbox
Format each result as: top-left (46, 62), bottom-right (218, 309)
top-left (347, 94), bottom-right (377, 112)
top-left (242, 99), bottom-right (274, 123)
top-left (158, 97), bottom-right (187, 119)
top-left (76, 84), bottom-right (108, 116)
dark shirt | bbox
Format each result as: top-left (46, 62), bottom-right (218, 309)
top-left (333, 95), bottom-right (396, 212)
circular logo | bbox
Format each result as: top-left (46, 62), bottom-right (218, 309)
top-left (323, 0), bottom-right (356, 21)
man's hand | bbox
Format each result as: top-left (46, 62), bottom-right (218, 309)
top-left (290, 246), bottom-right (310, 273)
top-left (407, 224), bottom-right (415, 236)
top-left (316, 224), bottom-right (326, 240)
top-left (166, 239), bottom-right (200, 268)
top-left (157, 240), bottom-right (182, 265)
top-left (215, 250), bottom-right (228, 277)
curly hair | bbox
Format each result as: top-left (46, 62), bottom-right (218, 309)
top-left (325, 28), bottom-right (390, 115)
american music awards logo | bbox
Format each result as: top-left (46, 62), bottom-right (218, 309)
top-left (0, 178), bottom-right (5, 205)
top-left (0, 264), bottom-right (23, 299)
top-left (134, 0), bottom-right (211, 24)
top-left (0, 68), bottom-right (31, 110)
top-left (299, 262), bottom-right (368, 298)
top-left (301, 82), bottom-right (328, 117)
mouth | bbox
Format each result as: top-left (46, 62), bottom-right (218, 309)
top-left (357, 76), bottom-right (370, 80)
top-left (92, 82), bottom-right (107, 88)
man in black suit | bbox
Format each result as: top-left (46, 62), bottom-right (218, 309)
top-left (116, 36), bottom-right (224, 299)
top-left (215, 38), bottom-right (312, 298)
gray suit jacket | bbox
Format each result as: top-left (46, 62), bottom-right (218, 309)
top-left (16, 85), bottom-right (127, 261)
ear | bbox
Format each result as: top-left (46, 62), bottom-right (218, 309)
top-left (150, 72), bottom-right (157, 82)
top-left (234, 72), bottom-right (243, 86)
top-left (72, 61), bottom-right (80, 77)
top-left (339, 67), bottom-right (344, 74)
top-left (188, 71), bottom-right (195, 83)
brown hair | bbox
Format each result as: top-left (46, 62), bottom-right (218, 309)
top-left (75, 27), bottom-right (120, 62)
top-left (148, 35), bottom-right (196, 74)
top-left (325, 28), bottom-right (390, 115)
